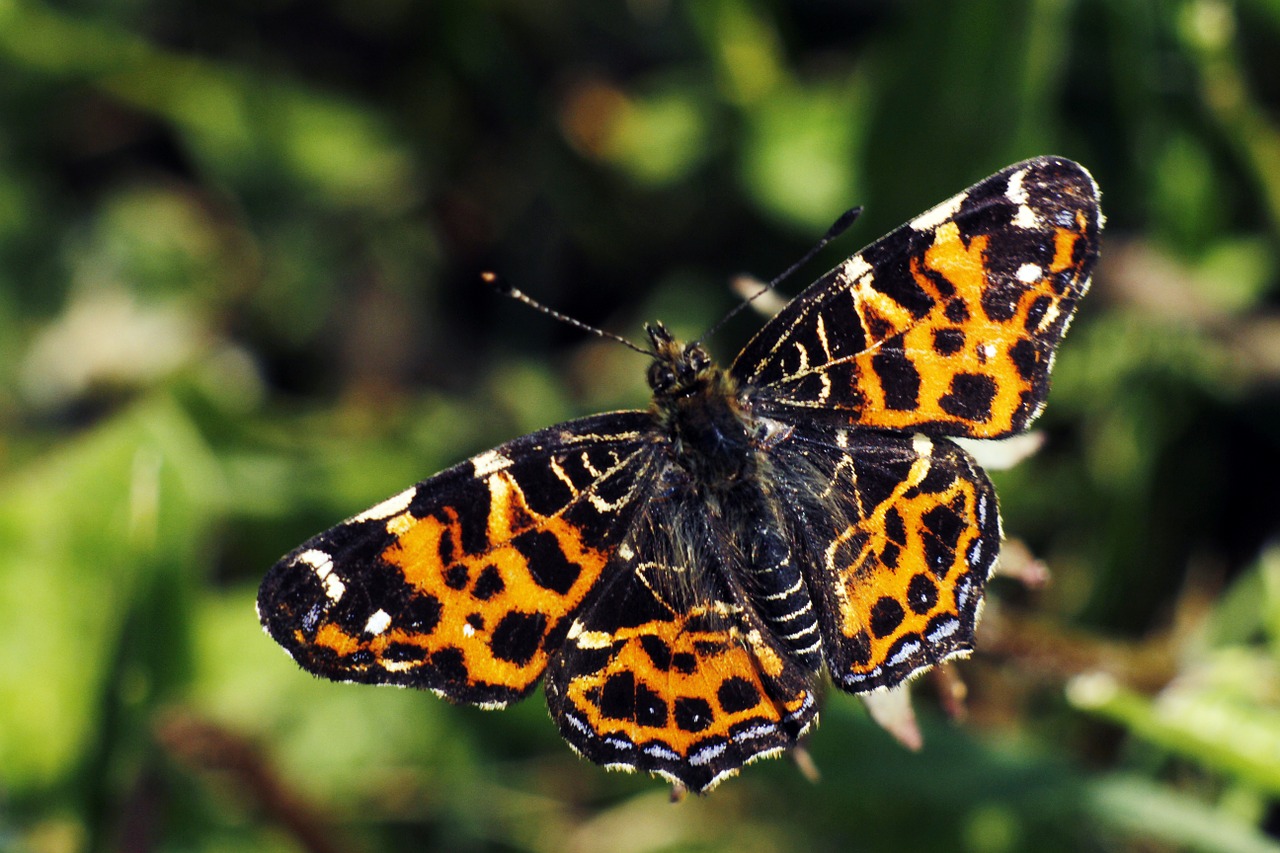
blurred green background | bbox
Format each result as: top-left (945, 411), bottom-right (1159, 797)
top-left (2, 0), bottom-right (1279, 851)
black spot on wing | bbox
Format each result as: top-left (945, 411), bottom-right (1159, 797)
top-left (510, 529), bottom-right (581, 594)
top-left (939, 373), bottom-right (997, 422)
top-left (1025, 294), bottom-right (1053, 332)
top-left (921, 503), bottom-right (965, 579)
top-left (907, 573), bottom-right (939, 614)
top-left (944, 298), bottom-right (970, 324)
top-left (932, 327), bottom-right (966, 356)
top-left (717, 677), bottom-right (762, 713)
top-left (472, 564), bottom-right (505, 600)
top-left (430, 647), bottom-right (469, 685)
top-left (490, 610), bottom-right (548, 665)
top-left (671, 652), bottom-right (698, 674)
top-left (403, 594), bottom-right (443, 633)
top-left (597, 671), bottom-right (669, 727)
top-left (443, 564), bottom-right (469, 590)
top-left (639, 635), bottom-right (673, 671)
top-left (871, 349), bottom-right (922, 411)
top-left (674, 696), bottom-right (714, 733)
top-left (869, 596), bottom-right (905, 638)
top-left (411, 475), bottom-right (491, 556)
top-left (1009, 337), bottom-right (1039, 380)
top-left (847, 630), bottom-right (872, 666)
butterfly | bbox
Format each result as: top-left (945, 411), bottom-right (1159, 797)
top-left (258, 156), bottom-right (1102, 792)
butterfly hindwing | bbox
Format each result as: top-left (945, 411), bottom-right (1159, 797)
top-left (544, 504), bottom-right (818, 791)
top-left (767, 425), bottom-right (1001, 692)
top-left (733, 156), bottom-right (1101, 439)
top-left (257, 412), bottom-right (658, 707)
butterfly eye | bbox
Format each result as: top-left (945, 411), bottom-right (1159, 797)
top-left (648, 362), bottom-right (677, 393)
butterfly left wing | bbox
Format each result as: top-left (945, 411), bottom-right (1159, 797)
top-left (732, 156), bottom-right (1102, 439)
top-left (257, 411), bottom-right (659, 708)
top-left (544, 501), bottom-right (819, 792)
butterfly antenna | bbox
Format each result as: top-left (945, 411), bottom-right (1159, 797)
top-left (697, 205), bottom-right (863, 345)
top-left (483, 272), bottom-right (651, 356)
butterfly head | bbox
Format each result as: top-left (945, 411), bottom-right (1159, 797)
top-left (644, 322), bottom-right (722, 401)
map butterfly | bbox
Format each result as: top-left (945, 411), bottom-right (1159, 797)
top-left (258, 156), bottom-right (1102, 792)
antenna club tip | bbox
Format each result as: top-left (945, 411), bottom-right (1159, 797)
top-left (482, 271), bottom-right (516, 295)
top-left (829, 206), bottom-right (863, 236)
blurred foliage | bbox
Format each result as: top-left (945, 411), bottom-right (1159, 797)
top-left (1, 0), bottom-right (1279, 851)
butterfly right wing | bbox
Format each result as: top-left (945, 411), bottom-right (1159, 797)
top-left (732, 156), bottom-right (1102, 439)
top-left (257, 411), bottom-right (661, 709)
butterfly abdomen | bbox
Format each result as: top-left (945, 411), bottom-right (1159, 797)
top-left (744, 514), bottom-right (824, 670)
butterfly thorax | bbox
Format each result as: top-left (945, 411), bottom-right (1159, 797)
top-left (645, 322), bottom-right (757, 488)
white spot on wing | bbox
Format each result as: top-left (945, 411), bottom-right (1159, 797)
top-left (472, 448), bottom-right (511, 478)
top-left (689, 741), bottom-right (728, 766)
top-left (792, 341), bottom-right (810, 372)
top-left (380, 659), bottom-right (415, 673)
top-left (1013, 204), bottom-right (1039, 229)
top-left (912, 433), bottom-right (933, 458)
top-left (364, 609), bottom-right (392, 635)
top-left (567, 619), bottom-right (614, 649)
top-left (927, 617), bottom-right (960, 643)
top-left (888, 639), bottom-right (922, 667)
top-left (734, 723), bottom-right (778, 741)
top-left (1038, 300), bottom-right (1062, 330)
top-left (1006, 166), bottom-right (1041, 228)
top-left (1015, 262), bottom-right (1042, 283)
top-left (352, 487), bottom-right (416, 522)
top-left (842, 253), bottom-right (873, 282)
top-left (644, 743), bottom-right (680, 761)
top-left (910, 192), bottom-right (965, 232)
top-left (296, 549), bottom-right (345, 602)
top-left (815, 313), bottom-right (833, 361)
top-left (1006, 166), bottom-right (1029, 205)
top-left (549, 457), bottom-right (577, 496)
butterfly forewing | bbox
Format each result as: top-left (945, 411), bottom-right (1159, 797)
top-left (733, 156), bottom-right (1101, 439)
top-left (258, 411), bottom-right (659, 707)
